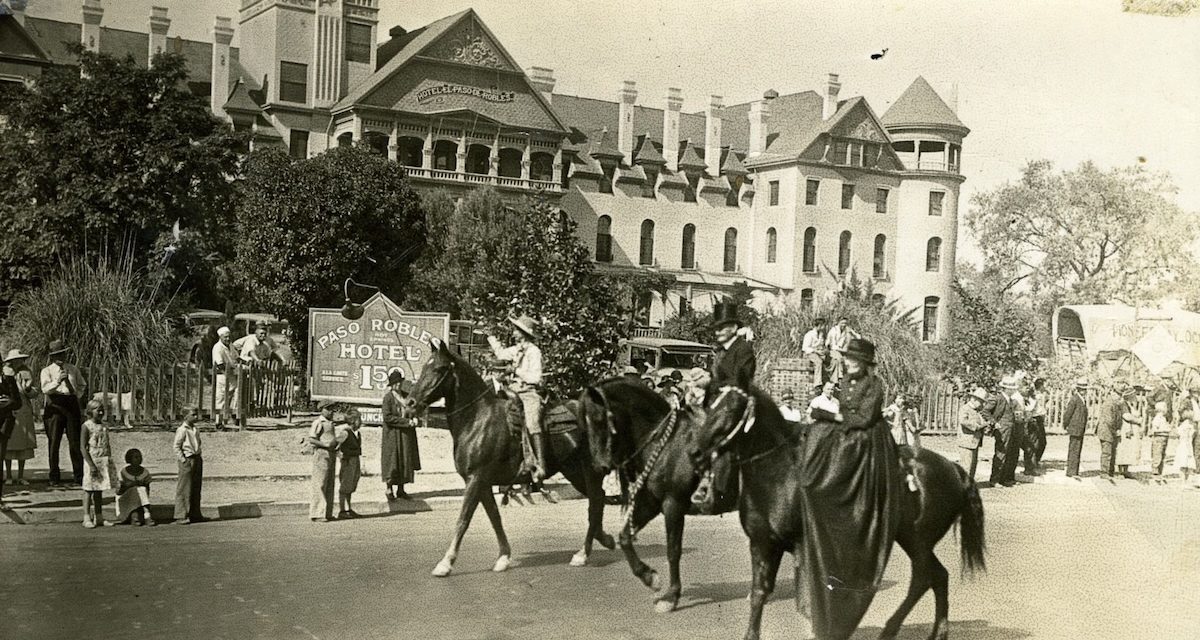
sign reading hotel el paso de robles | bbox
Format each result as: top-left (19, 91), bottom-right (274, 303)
top-left (416, 83), bottom-right (516, 104)
top-left (308, 293), bottom-right (449, 408)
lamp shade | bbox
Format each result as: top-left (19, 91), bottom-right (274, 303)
top-left (340, 300), bottom-right (364, 321)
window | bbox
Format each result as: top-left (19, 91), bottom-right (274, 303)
top-left (345, 23), bottom-right (372, 64)
top-left (838, 230), bottom-right (852, 275)
top-left (805, 178), bottom-right (819, 206)
top-left (769, 180), bottom-right (780, 206)
top-left (289, 129), bottom-right (309, 159)
top-left (678, 295), bottom-right (692, 316)
top-left (928, 191), bottom-right (945, 216)
top-left (833, 139), bottom-right (848, 164)
top-left (635, 291), bottom-right (653, 325)
top-left (433, 140), bottom-right (457, 170)
top-left (723, 227), bottom-right (738, 272)
top-left (685, 173), bottom-right (700, 203)
top-left (498, 148), bottom-right (523, 178)
top-left (643, 167), bottom-right (659, 198)
top-left (639, 219), bottom-right (655, 266)
top-left (873, 234), bottom-right (886, 279)
top-left (766, 227), bottom-right (777, 264)
top-left (800, 288), bottom-right (814, 312)
top-left (802, 227), bottom-right (817, 273)
top-left (681, 224), bottom-right (696, 269)
top-left (926, 237), bottom-right (943, 272)
top-left (465, 144), bottom-right (491, 174)
top-left (364, 132), bottom-right (388, 156)
top-left (336, 132), bottom-right (353, 148)
top-left (923, 296), bottom-right (940, 342)
top-left (726, 174), bottom-right (744, 207)
top-left (279, 61), bottom-right (308, 103)
top-left (841, 183), bottom-right (854, 210)
top-left (595, 216), bottom-right (613, 263)
top-left (397, 137), bottom-right (423, 167)
top-left (876, 188), bottom-right (889, 214)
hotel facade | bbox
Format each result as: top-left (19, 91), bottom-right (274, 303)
top-left (1, 1), bottom-right (968, 341)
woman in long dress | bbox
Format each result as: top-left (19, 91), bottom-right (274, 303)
top-left (1115, 391), bottom-right (1144, 477)
top-left (2, 350), bottom-right (38, 485)
top-left (381, 370), bottom-right (421, 500)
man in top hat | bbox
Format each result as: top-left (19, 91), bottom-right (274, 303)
top-left (692, 301), bottom-right (756, 513)
top-left (1062, 378), bottom-right (1090, 479)
top-left (39, 339), bottom-right (87, 485)
top-left (211, 326), bottom-right (238, 430)
top-left (957, 387), bottom-right (990, 481)
top-left (985, 375), bottom-right (1026, 487)
top-left (825, 317), bottom-right (860, 384)
top-left (487, 315), bottom-right (548, 482)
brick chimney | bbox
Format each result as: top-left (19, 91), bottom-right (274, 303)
top-left (748, 96), bottom-right (771, 157)
top-left (617, 80), bottom-right (637, 165)
top-left (210, 17), bottom-right (234, 119)
top-left (528, 67), bottom-right (555, 104)
top-left (81, 0), bottom-right (103, 53)
top-left (823, 73), bottom-right (842, 120)
top-left (662, 87), bottom-right (682, 172)
top-left (705, 94), bottom-right (723, 176)
top-left (148, 6), bottom-right (170, 64)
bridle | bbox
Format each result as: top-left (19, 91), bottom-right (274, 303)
top-left (700, 385), bottom-right (795, 468)
top-left (412, 358), bottom-right (492, 420)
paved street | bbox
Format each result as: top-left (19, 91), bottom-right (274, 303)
top-left (4, 477), bottom-right (1198, 640)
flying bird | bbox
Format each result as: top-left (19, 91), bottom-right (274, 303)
top-left (870, 48), bottom-right (888, 60)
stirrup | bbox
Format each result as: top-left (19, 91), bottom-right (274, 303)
top-left (690, 474), bottom-right (713, 506)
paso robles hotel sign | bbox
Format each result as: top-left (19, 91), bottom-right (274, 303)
top-left (308, 293), bottom-right (449, 407)
top-left (416, 83), bottom-right (516, 104)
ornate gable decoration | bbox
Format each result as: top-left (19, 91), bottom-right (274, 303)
top-left (849, 120), bottom-right (886, 142)
top-left (427, 20), bottom-right (515, 71)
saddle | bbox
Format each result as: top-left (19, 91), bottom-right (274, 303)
top-left (501, 393), bottom-right (580, 436)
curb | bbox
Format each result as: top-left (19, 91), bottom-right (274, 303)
top-left (1, 483), bottom-right (585, 525)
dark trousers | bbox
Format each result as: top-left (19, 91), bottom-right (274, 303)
top-left (44, 394), bottom-right (83, 483)
top-left (1149, 434), bottom-right (1169, 476)
top-left (1024, 417), bottom-right (1047, 470)
top-left (0, 417), bottom-right (10, 496)
top-left (1066, 436), bottom-right (1084, 477)
top-left (989, 426), bottom-right (1023, 483)
top-left (175, 455), bottom-right (204, 520)
top-left (1099, 439), bottom-right (1118, 477)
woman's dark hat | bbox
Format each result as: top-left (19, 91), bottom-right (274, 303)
top-left (710, 302), bottom-right (743, 329)
top-left (842, 338), bottom-right (877, 365)
top-left (387, 370), bottom-right (405, 386)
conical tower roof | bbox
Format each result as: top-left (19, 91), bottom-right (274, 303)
top-left (881, 76), bottom-right (967, 134)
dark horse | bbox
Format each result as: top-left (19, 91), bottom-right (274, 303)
top-left (406, 339), bottom-right (615, 577)
top-left (579, 377), bottom-right (709, 613)
top-left (689, 382), bottom-right (986, 640)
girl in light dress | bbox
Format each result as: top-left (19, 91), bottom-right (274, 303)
top-left (80, 399), bottom-right (118, 528)
top-left (884, 393), bottom-right (924, 449)
top-left (1175, 408), bottom-right (1196, 486)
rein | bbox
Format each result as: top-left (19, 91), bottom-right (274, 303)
top-left (708, 386), bottom-right (796, 467)
top-left (619, 408), bottom-right (679, 538)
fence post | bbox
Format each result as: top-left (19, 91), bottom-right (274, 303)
top-left (169, 361), bottom-right (178, 421)
top-left (237, 364), bottom-right (247, 429)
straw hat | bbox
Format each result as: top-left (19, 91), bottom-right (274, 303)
top-left (969, 387), bottom-right (989, 402)
top-left (1074, 378), bottom-right (1088, 388)
top-left (47, 340), bottom-right (69, 358)
top-left (3, 349), bottom-right (29, 363)
top-left (998, 376), bottom-right (1019, 391)
top-left (507, 315), bottom-right (539, 340)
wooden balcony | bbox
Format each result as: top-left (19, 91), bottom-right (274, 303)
top-left (402, 166), bottom-right (562, 193)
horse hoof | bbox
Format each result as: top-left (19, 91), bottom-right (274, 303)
top-left (431, 559), bottom-right (453, 577)
top-left (569, 551), bottom-right (588, 567)
top-left (649, 571), bottom-right (662, 591)
top-left (653, 598), bottom-right (677, 614)
top-left (492, 555), bottom-right (512, 572)
top-left (598, 532), bottom-right (617, 550)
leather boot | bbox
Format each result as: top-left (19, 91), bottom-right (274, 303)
top-left (529, 432), bottom-right (549, 483)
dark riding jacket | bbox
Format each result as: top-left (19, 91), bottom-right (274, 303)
top-left (712, 337), bottom-right (756, 388)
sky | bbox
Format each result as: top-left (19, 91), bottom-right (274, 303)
top-left (20, 0), bottom-right (1200, 261)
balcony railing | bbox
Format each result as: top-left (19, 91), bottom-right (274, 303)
top-left (401, 166), bottom-right (563, 192)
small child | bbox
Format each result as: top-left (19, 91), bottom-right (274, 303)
top-left (80, 399), bottom-right (117, 528)
top-left (116, 448), bottom-right (155, 526)
top-left (1148, 401), bottom-right (1172, 484)
top-left (173, 407), bottom-right (205, 524)
top-left (336, 411), bottom-right (364, 519)
top-left (884, 394), bottom-right (924, 449)
top-left (1174, 408), bottom-right (1195, 486)
top-left (807, 381), bottom-right (840, 422)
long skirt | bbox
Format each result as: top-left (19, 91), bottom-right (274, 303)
top-left (5, 402), bottom-right (36, 460)
top-left (116, 486), bottom-right (151, 522)
top-left (1115, 433), bottom-right (1142, 467)
top-left (381, 427), bottom-right (421, 485)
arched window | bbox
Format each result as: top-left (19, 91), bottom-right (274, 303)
top-left (337, 132), bottom-right (353, 148)
top-left (766, 227), bottom-right (778, 264)
top-left (497, 148), bottom-right (523, 178)
top-left (433, 140), bottom-right (457, 171)
top-left (926, 237), bottom-right (943, 272)
top-left (595, 216), bottom-right (612, 263)
top-left (838, 230), bottom-right (852, 276)
top-left (397, 137), bottom-right (423, 167)
top-left (639, 219), bottom-right (655, 266)
top-left (530, 152), bottom-right (555, 182)
top-left (681, 224), bottom-right (696, 269)
top-left (923, 296), bottom-right (940, 342)
top-left (802, 227), bottom-right (816, 273)
top-left (723, 227), bottom-right (738, 272)
top-left (873, 234), bottom-right (887, 279)
top-left (465, 144), bottom-right (491, 175)
top-left (800, 288), bottom-right (814, 312)
top-left (364, 132), bottom-right (388, 156)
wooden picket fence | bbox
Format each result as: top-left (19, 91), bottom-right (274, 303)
top-left (80, 360), bottom-right (300, 427)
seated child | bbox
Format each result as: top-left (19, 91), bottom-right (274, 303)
top-left (116, 448), bottom-right (155, 526)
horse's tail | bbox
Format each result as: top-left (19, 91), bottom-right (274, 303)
top-left (958, 474), bottom-right (987, 578)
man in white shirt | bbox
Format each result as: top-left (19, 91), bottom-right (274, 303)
top-left (39, 340), bottom-right (87, 485)
top-left (801, 317), bottom-right (829, 385)
top-left (234, 323), bottom-right (277, 364)
top-left (488, 315), bottom-right (547, 482)
top-left (211, 327), bottom-right (238, 429)
top-left (172, 407), bottom-right (206, 524)
top-left (825, 317), bottom-right (859, 384)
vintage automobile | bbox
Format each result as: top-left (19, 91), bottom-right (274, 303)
top-left (182, 309), bottom-right (225, 365)
top-left (618, 336), bottom-right (714, 372)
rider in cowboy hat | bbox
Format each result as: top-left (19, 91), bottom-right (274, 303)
top-left (487, 314), bottom-right (548, 483)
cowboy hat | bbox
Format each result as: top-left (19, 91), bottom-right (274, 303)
top-left (47, 340), bottom-right (69, 357)
top-left (998, 376), bottom-right (1019, 391)
top-left (842, 338), bottom-right (877, 365)
top-left (969, 387), bottom-right (989, 401)
top-left (710, 302), bottom-right (743, 329)
top-left (3, 349), bottom-right (29, 363)
top-left (508, 315), bottom-right (539, 340)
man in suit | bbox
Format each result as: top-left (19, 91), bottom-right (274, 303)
top-left (692, 302), bottom-right (755, 514)
top-left (1096, 385), bottom-right (1125, 480)
top-left (985, 375), bottom-right (1025, 487)
top-left (1062, 378), bottom-right (1090, 479)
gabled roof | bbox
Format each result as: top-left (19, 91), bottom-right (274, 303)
top-left (677, 143), bottom-right (707, 170)
top-left (224, 78), bottom-right (262, 113)
top-left (721, 148), bottom-right (747, 175)
top-left (586, 128), bottom-right (624, 160)
top-left (0, 14), bottom-right (53, 66)
top-left (633, 135), bottom-right (665, 165)
top-left (880, 76), bottom-right (967, 133)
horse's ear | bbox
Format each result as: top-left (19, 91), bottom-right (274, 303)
top-left (430, 337), bottom-right (445, 353)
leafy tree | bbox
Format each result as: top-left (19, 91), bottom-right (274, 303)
top-left (941, 278), bottom-right (1041, 390)
top-left (405, 188), bottom-right (623, 397)
top-left (661, 310), bottom-right (713, 344)
top-left (0, 48), bottom-right (243, 307)
top-left (232, 147), bottom-right (426, 360)
top-left (966, 159), bottom-right (1199, 309)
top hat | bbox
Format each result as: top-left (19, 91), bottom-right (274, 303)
top-left (508, 315), bottom-right (539, 340)
top-left (710, 302), bottom-right (743, 329)
top-left (47, 340), bottom-right (69, 358)
top-left (3, 349), bottom-right (29, 363)
top-left (387, 370), bottom-right (405, 386)
top-left (842, 338), bottom-right (876, 365)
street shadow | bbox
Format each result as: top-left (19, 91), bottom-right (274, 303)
top-left (851, 619), bottom-right (1032, 639)
top-left (675, 577), bottom-right (899, 612)
top-left (516, 543), bottom-right (676, 569)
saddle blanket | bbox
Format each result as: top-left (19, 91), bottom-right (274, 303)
top-left (504, 397), bottom-right (579, 435)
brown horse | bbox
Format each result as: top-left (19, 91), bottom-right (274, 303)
top-left (406, 339), bottom-right (615, 577)
top-left (579, 377), bottom-right (709, 613)
top-left (689, 382), bottom-right (986, 640)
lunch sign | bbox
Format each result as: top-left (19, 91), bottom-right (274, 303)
top-left (308, 293), bottom-right (449, 415)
